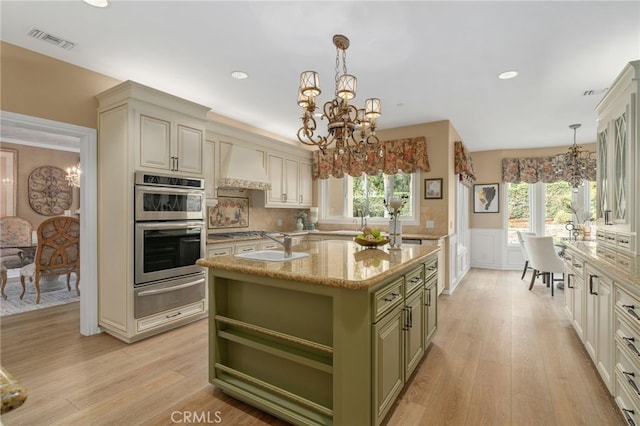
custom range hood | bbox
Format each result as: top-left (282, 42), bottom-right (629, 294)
top-left (217, 145), bottom-right (272, 190)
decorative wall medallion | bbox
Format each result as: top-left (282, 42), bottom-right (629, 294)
top-left (28, 166), bottom-right (72, 216)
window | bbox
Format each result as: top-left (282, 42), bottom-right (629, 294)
top-left (320, 171), bottom-right (418, 224)
top-left (506, 181), bottom-right (596, 244)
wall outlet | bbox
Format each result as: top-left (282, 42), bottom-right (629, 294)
top-left (426, 220), bottom-right (435, 229)
top-left (277, 218), bottom-right (283, 227)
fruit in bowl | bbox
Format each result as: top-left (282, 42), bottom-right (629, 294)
top-left (355, 227), bottom-right (388, 247)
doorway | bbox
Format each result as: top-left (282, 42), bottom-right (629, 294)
top-left (1, 111), bottom-right (99, 335)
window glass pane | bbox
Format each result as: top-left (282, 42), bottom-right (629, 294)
top-left (322, 172), bottom-right (415, 221)
top-left (507, 182), bottom-right (530, 244)
top-left (544, 181), bottom-right (572, 239)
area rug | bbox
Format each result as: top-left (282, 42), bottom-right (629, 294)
top-left (0, 277), bottom-right (79, 317)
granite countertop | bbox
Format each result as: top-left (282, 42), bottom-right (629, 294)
top-left (563, 241), bottom-right (640, 287)
top-left (207, 230), bottom-right (445, 244)
top-left (197, 239), bottom-right (440, 290)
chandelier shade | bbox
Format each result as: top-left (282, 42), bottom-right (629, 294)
top-left (297, 34), bottom-right (381, 156)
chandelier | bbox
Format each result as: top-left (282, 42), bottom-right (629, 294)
top-left (297, 34), bottom-right (381, 156)
top-left (65, 163), bottom-right (81, 187)
top-left (555, 124), bottom-right (596, 191)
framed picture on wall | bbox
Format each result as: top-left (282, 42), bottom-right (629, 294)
top-left (424, 178), bottom-right (443, 199)
top-left (473, 183), bottom-right (499, 213)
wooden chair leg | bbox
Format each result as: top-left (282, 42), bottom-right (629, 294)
top-left (550, 273), bottom-right (554, 297)
top-left (521, 261), bottom-right (529, 280)
top-left (66, 273), bottom-right (71, 291)
top-left (19, 276), bottom-right (26, 299)
top-left (1, 271), bottom-right (7, 300)
top-left (34, 272), bottom-right (41, 304)
top-left (529, 269), bottom-right (537, 291)
top-left (75, 270), bottom-right (80, 296)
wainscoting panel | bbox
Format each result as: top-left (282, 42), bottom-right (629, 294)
top-left (470, 228), bottom-right (526, 270)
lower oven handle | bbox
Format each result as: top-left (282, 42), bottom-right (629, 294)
top-left (137, 278), bottom-right (205, 296)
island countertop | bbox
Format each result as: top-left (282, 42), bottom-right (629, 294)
top-left (197, 239), bottom-right (439, 290)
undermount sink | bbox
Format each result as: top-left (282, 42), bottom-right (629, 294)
top-left (234, 250), bottom-right (309, 262)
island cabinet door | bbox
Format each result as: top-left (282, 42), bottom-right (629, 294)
top-left (373, 304), bottom-right (405, 425)
top-left (404, 289), bottom-right (425, 378)
top-left (425, 277), bottom-right (438, 345)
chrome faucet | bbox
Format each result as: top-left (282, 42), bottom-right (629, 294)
top-left (260, 231), bottom-right (292, 257)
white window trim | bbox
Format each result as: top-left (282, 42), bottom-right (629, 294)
top-left (318, 171), bottom-right (421, 227)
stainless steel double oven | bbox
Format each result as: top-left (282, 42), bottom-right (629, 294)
top-left (133, 172), bottom-right (206, 319)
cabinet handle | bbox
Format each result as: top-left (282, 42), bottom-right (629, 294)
top-left (410, 277), bottom-right (421, 283)
top-left (384, 292), bottom-right (400, 302)
top-left (175, 156), bottom-right (179, 171)
top-left (567, 273), bottom-right (574, 289)
top-left (573, 263), bottom-right (582, 269)
top-left (623, 371), bottom-right (640, 397)
top-left (623, 337), bottom-right (640, 357)
top-left (166, 311), bottom-right (181, 318)
top-left (623, 409), bottom-right (636, 426)
top-left (426, 288), bottom-right (432, 307)
top-left (409, 305), bottom-right (413, 328)
top-left (403, 307), bottom-right (410, 331)
top-left (588, 274), bottom-right (598, 295)
top-left (623, 305), bottom-right (640, 321)
top-left (299, 195), bottom-right (303, 204)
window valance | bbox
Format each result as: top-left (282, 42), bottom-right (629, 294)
top-left (454, 141), bottom-right (476, 187)
top-left (501, 156), bottom-right (596, 183)
top-left (312, 136), bottom-right (430, 179)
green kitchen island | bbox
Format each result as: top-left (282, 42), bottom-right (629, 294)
top-left (197, 239), bottom-right (440, 426)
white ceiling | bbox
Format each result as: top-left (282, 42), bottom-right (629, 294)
top-left (1, 1), bottom-right (639, 152)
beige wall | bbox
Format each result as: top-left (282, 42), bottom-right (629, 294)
top-left (0, 142), bottom-right (80, 230)
top-left (470, 143), bottom-right (596, 229)
top-left (377, 120), bottom-right (456, 236)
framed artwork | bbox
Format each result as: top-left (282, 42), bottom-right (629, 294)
top-left (473, 183), bottom-right (499, 213)
top-left (0, 148), bottom-right (17, 217)
top-left (207, 197), bottom-right (249, 229)
top-left (424, 178), bottom-right (443, 199)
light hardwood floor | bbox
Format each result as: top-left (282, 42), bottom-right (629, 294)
top-left (0, 268), bottom-right (624, 425)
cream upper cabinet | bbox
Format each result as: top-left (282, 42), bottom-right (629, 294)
top-left (137, 107), bottom-right (205, 177)
top-left (203, 139), bottom-right (217, 199)
top-left (265, 152), bottom-right (313, 208)
top-left (595, 60), bottom-right (639, 246)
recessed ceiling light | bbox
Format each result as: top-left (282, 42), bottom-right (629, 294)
top-left (231, 71), bottom-right (249, 80)
top-left (498, 70), bottom-right (519, 80)
top-left (82, 0), bottom-right (109, 8)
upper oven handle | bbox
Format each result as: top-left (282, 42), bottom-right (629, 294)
top-left (135, 185), bottom-right (204, 195)
top-left (135, 221), bottom-right (204, 230)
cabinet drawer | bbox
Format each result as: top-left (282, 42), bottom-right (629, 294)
top-left (136, 300), bottom-right (205, 332)
top-left (405, 265), bottom-right (425, 295)
top-left (604, 248), bottom-right (618, 264)
top-left (235, 243), bottom-right (258, 254)
top-left (259, 242), bottom-right (281, 250)
top-left (596, 230), bottom-right (606, 242)
top-left (615, 316), bottom-right (640, 363)
top-left (616, 287), bottom-right (640, 331)
top-left (424, 258), bottom-right (437, 282)
top-left (569, 254), bottom-right (585, 278)
top-left (615, 369), bottom-right (640, 426)
top-left (616, 342), bottom-right (640, 406)
top-left (207, 245), bottom-right (234, 257)
top-left (617, 233), bottom-right (633, 251)
top-left (373, 278), bottom-right (404, 322)
top-left (618, 253), bottom-right (633, 272)
top-left (605, 232), bottom-right (618, 246)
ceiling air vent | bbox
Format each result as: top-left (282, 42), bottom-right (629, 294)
top-left (583, 88), bottom-right (608, 96)
top-left (26, 28), bottom-right (76, 50)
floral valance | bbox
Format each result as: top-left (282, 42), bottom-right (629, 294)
top-left (501, 156), bottom-right (596, 183)
top-left (454, 141), bottom-right (476, 187)
top-left (312, 136), bottom-right (430, 179)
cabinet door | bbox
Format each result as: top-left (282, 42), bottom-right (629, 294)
top-left (203, 140), bottom-right (216, 198)
top-left (267, 154), bottom-right (285, 204)
top-left (405, 289), bottom-right (425, 378)
top-left (573, 272), bottom-right (586, 341)
top-left (613, 111), bottom-right (628, 224)
top-left (596, 128), bottom-right (609, 221)
top-left (373, 305), bottom-right (404, 424)
top-left (284, 158), bottom-right (299, 204)
top-left (564, 271), bottom-right (575, 320)
top-left (299, 160), bottom-right (313, 207)
top-left (595, 274), bottom-right (613, 392)
top-left (585, 272), bottom-right (598, 362)
top-left (176, 124), bottom-right (203, 175)
top-left (425, 280), bottom-right (437, 344)
top-left (139, 114), bottom-right (172, 170)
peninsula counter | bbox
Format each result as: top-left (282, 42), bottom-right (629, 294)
top-left (197, 240), bottom-right (440, 425)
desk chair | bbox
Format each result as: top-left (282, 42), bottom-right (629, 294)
top-left (20, 216), bottom-right (79, 304)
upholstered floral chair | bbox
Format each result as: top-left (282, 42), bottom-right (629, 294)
top-left (0, 216), bottom-right (33, 269)
top-left (20, 216), bottom-right (79, 304)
